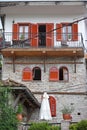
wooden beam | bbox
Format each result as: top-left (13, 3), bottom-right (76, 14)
top-left (11, 52), bottom-right (15, 73)
top-left (43, 55), bottom-right (46, 72)
top-left (24, 98), bottom-right (36, 108)
top-left (13, 93), bottom-right (22, 108)
top-left (5, 61), bottom-right (83, 64)
top-left (33, 91), bottom-right (87, 95)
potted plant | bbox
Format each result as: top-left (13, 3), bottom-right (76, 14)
top-left (61, 105), bottom-right (74, 120)
top-left (16, 104), bottom-right (23, 121)
top-left (68, 34), bottom-right (72, 41)
top-left (20, 34), bottom-right (24, 40)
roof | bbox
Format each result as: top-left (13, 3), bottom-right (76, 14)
top-left (0, 1), bottom-right (86, 8)
top-left (1, 79), bottom-right (40, 108)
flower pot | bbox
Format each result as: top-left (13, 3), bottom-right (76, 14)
top-left (63, 114), bottom-right (72, 120)
top-left (16, 114), bottom-right (23, 121)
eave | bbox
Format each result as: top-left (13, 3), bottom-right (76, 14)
top-left (1, 79), bottom-right (40, 108)
top-left (1, 47), bottom-right (84, 58)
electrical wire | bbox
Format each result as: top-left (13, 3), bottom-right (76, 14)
top-left (1, 16), bottom-right (87, 50)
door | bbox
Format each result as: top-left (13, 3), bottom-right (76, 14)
top-left (31, 24), bottom-right (38, 47)
top-left (46, 23), bottom-right (54, 47)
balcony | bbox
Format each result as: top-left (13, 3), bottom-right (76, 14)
top-left (0, 32), bottom-right (84, 58)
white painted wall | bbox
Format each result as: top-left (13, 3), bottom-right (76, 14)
top-left (1, 5), bottom-right (86, 32)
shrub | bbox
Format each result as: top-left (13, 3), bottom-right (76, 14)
top-left (28, 122), bottom-right (61, 130)
top-left (69, 120), bottom-right (87, 130)
top-left (77, 120), bottom-right (87, 130)
top-left (0, 87), bottom-right (18, 130)
top-left (50, 125), bottom-right (61, 130)
top-left (69, 124), bottom-right (77, 130)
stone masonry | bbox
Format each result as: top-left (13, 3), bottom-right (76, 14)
top-left (2, 56), bottom-right (87, 123)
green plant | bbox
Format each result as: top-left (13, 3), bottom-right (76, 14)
top-left (77, 120), bottom-right (87, 130)
top-left (16, 104), bottom-right (23, 114)
top-left (20, 34), bottom-right (24, 40)
top-left (28, 122), bottom-right (61, 130)
top-left (50, 125), bottom-right (61, 130)
top-left (69, 120), bottom-right (87, 130)
top-left (61, 105), bottom-right (74, 114)
top-left (69, 124), bottom-right (77, 130)
top-left (0, 87), bottom-right (18, 130)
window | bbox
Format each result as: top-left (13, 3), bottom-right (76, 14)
top-left (19, 25), bottom-right (29, 40)
top-left (62, 23), bottom-right (72, 41)
top-left (56, 23), bottom-right (78, 41)
top-left (49, 67), bottom-right (59, 81)
top-left (22, 67), bottom-right (32, 81)
top-left (49, 96), bottom-right (56, 117)
top-left (32, 67), bottom-right (41, 80)
top-left (12, 23), bottom-right (30, 40)
top-left (59, 67), bottom-right (68, 81)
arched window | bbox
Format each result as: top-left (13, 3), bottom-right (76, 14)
top-left (49, 96), bottom-right (56, 117)
top-left (22, 67), bottom-right (32, 81)
top-left (32, 67), bottom-right (41, 80)
top-left (59, 66), bottom-right (69, 81)
top-left (49, 67), bottom-right (59, 81)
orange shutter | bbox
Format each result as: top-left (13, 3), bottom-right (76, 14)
top-left (12, 23), bottom-right (18, 40)
top-left (49, 96), bottom-right (56, 117)
top-left (22, 67), bottom-right (32, 81)
top-left (72, 23), bottom-right (78, 41)
top-left (46, 23), bottom-right (54, 47)
top-left (31, 24), bottom-right (38, 47)
top-left (49, 67), bottom-right (59, 81)
top-left (56, 24), bottom-right (62, 41)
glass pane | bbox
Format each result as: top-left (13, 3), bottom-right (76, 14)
top-left (62, 26), bottom-right (67, 40)
top-left (68, 26), bottom-right (72, 40)
top-left (24, 26), bottom-right (28, 39)
top-left (19, 26), bottom-right (24, 39)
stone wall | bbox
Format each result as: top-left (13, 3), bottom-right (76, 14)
top-left (2, 56), bottom-right (87, 122)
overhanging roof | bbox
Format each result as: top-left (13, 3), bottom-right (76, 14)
top-left (1, 79), bottom-right (40, 108)
top-left (0, 1), bottom-right (86, 8)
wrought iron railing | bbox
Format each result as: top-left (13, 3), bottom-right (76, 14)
top-left (0, 32), bottom-right (84, 49)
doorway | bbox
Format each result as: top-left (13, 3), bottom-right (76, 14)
top-left (38, 25), bottom-right (46, 47)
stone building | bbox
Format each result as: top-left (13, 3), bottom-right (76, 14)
top-left (0, 0), bottom-right (87, 124)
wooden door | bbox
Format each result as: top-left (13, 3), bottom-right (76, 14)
top-left (46, 23), bottom-right (54, 47)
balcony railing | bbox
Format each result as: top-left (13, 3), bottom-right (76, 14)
top-left (0, 32), bottom-right (84, 49)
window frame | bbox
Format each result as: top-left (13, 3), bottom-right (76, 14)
top-left (32, 66), bottom-right (41, 81)
top-left (56, 23), bottom-right (78, 41)
top-left (62, 23), bottom-right (72, 41)
top-left (59, 66), bottom-right (69, 82)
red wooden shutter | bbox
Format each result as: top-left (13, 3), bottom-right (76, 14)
top-left (72, 23), bottom-right (78, 41)
top-left (12, 23), bottom-right (18, 40)
top-left (22, 67), bottom-right (32, 81)
top-left (49, 96), bottom-right (56, 117)
top-left (56, 24), bottom-right (62, 41)
top-left (46, 23), bottom-right (54, 47)
top-left (31, 24), bottom-right (38, 47)
top-left (49, 67), bottom-right (59, 81)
